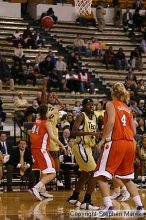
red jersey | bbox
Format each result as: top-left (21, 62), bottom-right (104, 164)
top-left (104, 100), bottom-right (134, 141)
top-left (30, 118), bottom-right (50, 150)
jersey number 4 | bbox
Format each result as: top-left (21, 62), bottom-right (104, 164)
top-left (121, 114), bottom-right (126, 126)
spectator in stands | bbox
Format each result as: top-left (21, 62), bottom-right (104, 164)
top-left (96, 2), bottom-right (106, 32)
top-left (139, 100), bottom-right (146, 116)
top-left (39, 55), bottom-right (54, 76)
top-left (94, 101), bottom-right (105, 118)
top-left (11, 60), bottom-right (25, 85)
top-left (132, 9), bottom-right (142, 31)
top-left (133, 0), bottom-right (144, 10)
top-left (47, 68), bottom-right (64, 92)
top-left (130, 47), bottom-right (143, 71)
top-left (122, 8), bottom-right (133, 31)
top-left (25, 99), bottom-right (39, 122)
top-left (6, 139), bottom-right (34, 192)
top-left (130, 100), bottom-right (143, 117)
top-left (11, 29), bottom-right (22, 46)
top-left (48, 51), bottom-right (57, 67)
top-left (72, 101), bottom-right (81, 115)
top-left (140, 37), bottom-right (146, 53)
top-left (76, 10), bottom-right (96, 27)
top-left (65, 69), bottom-right (80, 94)
top-left (73, 34), bottom-right (86, 55)
top-left (14, 91), bottom-right (29, 109)
top-left (60, 138), bottom-right (79, 190)
top-left (103, 46), bottom-right (115, 69)
top-left (56, 56), bottom-right (67, 77)
top-left (13, 43), bottom-right (25, 64)
top-left (114, 48), bottom-right (128, 70)
top-left (67, 52), bottom-right (79, 71)
top-left (66, 113), bottom-right (75, 130)
top-left (33, 31), bottom-right (45, 48)
top-left (46, 7), bottom-right (58, 24)
top-left (0, 151), bottom-right (3, 188)
top-left (23, 64), bottom-right (37, 86)
top-left (22, 26), bottom-right (35, 48)
top-left (78, 65), bottom-right (95, 94)
top-left (135, 81), bottom-right (146, 100)
top-left (0, 55), bottom-right (14, 91)
top-left (35, 91), bottom-right (42, 106)
top-left (90, 38), bottom-right (101, 58)
top-left (0, 97), bottom-right (6, 126)
top-left (35, 51), bottom-right (44, 72)
top-left (113, 3), bottom-right (122, 27)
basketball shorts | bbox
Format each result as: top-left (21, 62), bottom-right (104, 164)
top-left (31, 148), bottom-right (55, 174)
top-left (72, 143), bottom-right (96, 172)
top-left (94, 140), bottom-right (135, 179)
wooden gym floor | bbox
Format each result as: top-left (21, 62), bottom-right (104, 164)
top-left (0, 190), bottom-right (146, 220)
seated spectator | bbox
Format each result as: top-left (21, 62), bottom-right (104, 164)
top-left (11, 60), bottom-right (25, 85)
top-left (59, 138), bottom-right (79, 190)
top-left (47, 68), bottom-right (64, 92)
top-left (94, 101), bottom-right (105, 118)
top-left (33, 31), bottom-right (45, 48)
top-left (135, 80), bottom-right (146, 100)
top-left (122, 8), bottom-right (133, 31)
top-left (113, 3), bottom-right (122, 27)
top-left (130, 100), bottom-right (143, 118)
top-left (103, 46), bottom-right (115, 69)
top-left (0, 132), bottom-right (12, 187)
top-left (73, 34), bottom-right (86, 55)
top-left (140, 135), bottom-right (146, 186)
top-left (35, 51), bottom-right (44, 72)
top-left (13, 43), bottom-right (25, 64)
top-left (90, 38), bottom-right (101, 58)
top-left (25, 99), bottom-right (39, 122)
top-left (66, 113), bottom-right (75, 130)
top-left (140, 37), bottom-right (146, 53)
top-left (130, 47), bottom-right (143, 71)
top-left (0, 55), bottom-right (14, 91)
top-left (14, 91), bottom-right (29, 109)
top-left (35, 91), bottom-right (42, 106)
top-left (72, 101), bottom-right (81, 115)
top-left (0, 97), bottom-right (6, 126)
top-left (67, 52), bottom-right (79, 71)
top-left (39, 55), bottom-right (54, 77)
top-left (56, 56), bottom-right (67, 77)
top-left (46, 7), bottom-right (58, 24)
top-left (6, 139), bottom-right (34, 192)
top-left (23, 64), bottom-right (37, 86)
top-left (137, 116), bottom-right (146, 135)
top-left (78, 65), bottom-right (95, 94)
top-left (139, 100), bottom-right (146, 116)
top-left (114, 48), bottom-right (128, 70)
top-left (11, 29), bottom-right (22, 46)
top-left (65, 69), bottom-right (80, 94)
top-left (133, 0), bottom-right (144, 10)
top-left (132, 9), bottom-right (142, 31)
top-left (22, 26), bottom-right (35, 49)
top-left (76, 10), bottom-right (96, 27)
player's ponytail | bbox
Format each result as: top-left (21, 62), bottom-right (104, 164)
top-left (112, 82), bottom-right (129, 102)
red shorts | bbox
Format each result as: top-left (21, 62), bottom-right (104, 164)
top-left (31, 148), bottom-right (55, 174)
top-left (94, 140), bottom-right (135, 179)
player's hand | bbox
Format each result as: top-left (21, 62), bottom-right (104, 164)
top-left (97, 140), bottom-right (104, 153)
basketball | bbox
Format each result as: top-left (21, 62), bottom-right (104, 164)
top-left (41, 16), bottom-right (54, 29)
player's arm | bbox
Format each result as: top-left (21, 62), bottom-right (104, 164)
top-left (71, 113), bottom-right (98, 137)
top-left (100, 101), bottom-right (115, 145)
top-left (46, 121), bottom-right (66, 153)
top-left (131, 115), bottom-right (136, 137)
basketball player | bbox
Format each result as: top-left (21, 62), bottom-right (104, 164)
top-left (94, 82), bottom-right (144, 211)
top-left (42, 79), bottom-right (64, 187)
top-left (68, 98), bottom-right (99, 210)
top-left (30, 104), bottom-right (66, 201)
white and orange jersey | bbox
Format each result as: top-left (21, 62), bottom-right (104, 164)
top-left (30, 118), bottom-right (50, 150)
top-left (104, 100), bottom-right (134, 141)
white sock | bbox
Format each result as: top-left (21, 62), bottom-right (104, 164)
top-left (121, 186), bottom-right (127, 193)
top-left (133, 195), bottom-right (143, 207)
top-left (114, 187), bottom-right (120, 193)
top-left (141, 176), bottom-right (145, 182)
top-left (103, 196), bottom-right (113, 208)
top-left (34, 181), bottom-right (44, 190)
